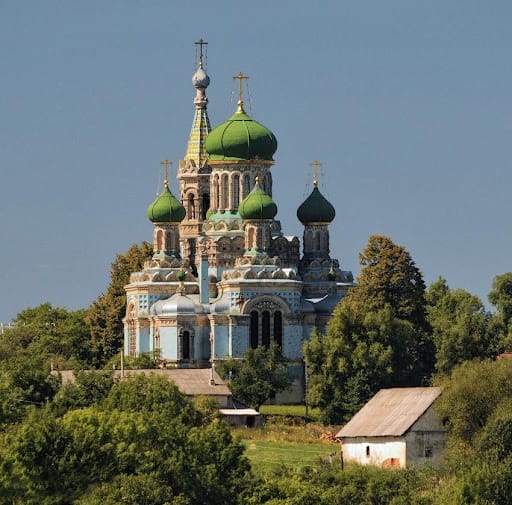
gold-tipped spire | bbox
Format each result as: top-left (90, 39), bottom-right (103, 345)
top-left (195, 38), bottom-right (208, 69)
top-left (160, 159), bottom-right (172, 188)
top-left (310, 160), bottom-right (322, 187)
top-left (233, 71), bottom-right (249, 112)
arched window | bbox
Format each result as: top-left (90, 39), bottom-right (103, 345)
top-left (243, 174), bottom-right (251, 198)
top-left (262, 311), bottom-right (271, 348)
top-left (250, 311), bottom-right (259, 349)
top-left (314, 231), bottom-right (321, 251)
top-left (247, 227), bottom-right (255, 250)
top-left (274, 311), bottom-right (282, 349)
top-left (213, 174), bottom-right (220, 209)
top-left (182, 331), bottom-right (190, 360)
top-left (222, 174), bottom-right (229, 209)
top-left (188, 194), bottom-right (196, 219)
top-left (202, 193), bottom-right (210, 220)
top-left (156, 230), bottom-right (163, 251)
top-left (233, 174), bottom-right (240, 208)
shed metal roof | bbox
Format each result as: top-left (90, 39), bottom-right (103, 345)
top-left (336, 387), bottom-right (442, 438)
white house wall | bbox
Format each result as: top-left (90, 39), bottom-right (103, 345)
top-left (342, 437), bottom-right (407, 468)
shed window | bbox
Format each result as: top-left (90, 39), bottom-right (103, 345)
top-left (424, 447), bottom-right (433, 458)
top-left (366, 446), bottom-right (370, 457)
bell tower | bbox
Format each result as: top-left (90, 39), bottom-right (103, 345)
top-left (178, 39), bottom-right (212, 270)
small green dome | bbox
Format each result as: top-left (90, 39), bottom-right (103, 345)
top-left (176, 269), bottom-right (186, 282)
top-left (239, 180), bottom-right (277, 220)
top-left (147, 184), bottom-right (186, 223)
top-left (327, 267), bottom-right (337, 281)
top-left (297, 185), bottom-right (335, 224)
top-left (205, 107), bottom-right (277, 161)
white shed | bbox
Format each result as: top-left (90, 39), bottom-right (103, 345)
top-left (336, 387), bottom-right (445, 468)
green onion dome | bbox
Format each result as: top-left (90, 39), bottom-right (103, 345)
top-left (238, 179), bottom-right (277, 220)
top-left (327, 267), bottom-right (337, 281)
top-left (147, 182), bottom-right (186, 223)
top-left (297, 183), bottom-right (335, 224)
top-left (205, 103), bottom-right (277, 161)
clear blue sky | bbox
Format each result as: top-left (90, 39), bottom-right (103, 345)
top-left (1, 1), bottom-right (511, 322)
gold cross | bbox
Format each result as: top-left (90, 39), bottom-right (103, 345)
top-left (309, 160), bottom-right (323, 187)
top-left (160, 160), bottom-right (172, 187)
top-left (195, 38), bottom-right (208, 67)
top-left (233, 71), bottom-right (249, 109)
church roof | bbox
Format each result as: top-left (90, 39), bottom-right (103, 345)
top-left (297, 184), bottom-right (335, 224)
top-left (146, 183), bottom-right (186, 223)
top-left (150, 292), bottom-right (204, 315)
top-left (238, 179), bottom-right (277, 220)
top-left (206, 106), bottom-right (277, 161)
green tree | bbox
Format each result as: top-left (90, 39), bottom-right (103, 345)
top-left (305, 235), bottom-right (433, 424)
top-left (489, 272), bottom-right (512, 352)
top-left (435, 359), bottom-right (512, 443)
top-left (426, 277), bottom-right (495, 375)
top-left (0, 376), bottom-right (252, 505)
top-left (85, 242), bottom-right (152, 365)
top-left (218, 344), bottom-right (292, 409)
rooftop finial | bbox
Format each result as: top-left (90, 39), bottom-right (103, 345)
top-left (310, 160), bottom-right (323, 188)
top-left (195, 38), bottom-right (208, 69)
top-left (160, 159), bottom-right (172, 188)
top-left (233, 71), bottom-right (249, 113)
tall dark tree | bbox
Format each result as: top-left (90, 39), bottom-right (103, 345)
top-left (304, 235), bottom-right (434, 424)
top-left (85, 242), bottom-right (152, 365)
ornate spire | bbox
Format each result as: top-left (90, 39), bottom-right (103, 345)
top-left (185, 39), bottom-right (212, 167)
top-left (233, 71), bottom-right (249, 113)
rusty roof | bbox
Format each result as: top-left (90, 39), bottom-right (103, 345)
top-left (336, 387), bottom-right (442, 438)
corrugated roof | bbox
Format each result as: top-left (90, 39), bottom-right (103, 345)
top-left (58, 368), bottom-right (231, 397)
top-left (114, 369), bottom-right (232, 397)
top-left (336, 387), bottom-right (442, 438)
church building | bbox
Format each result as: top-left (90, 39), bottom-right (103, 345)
top-left (123, 41), bottom-right (353, 401)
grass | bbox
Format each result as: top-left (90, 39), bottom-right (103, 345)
top-left (231, 409), bottom-right (341, 476)
top-left (242, 439), bottom-right (338, 475)
top-left (258, 404), bottom-right (321, 421)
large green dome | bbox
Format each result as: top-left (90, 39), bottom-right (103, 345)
top-left (147, 184), bottom-right (186, 223)
top-left (205, 107), bottom-right (277, 161)
top-left (239, 180), bottom-right (277, 220)
top-left (297, 185), bottom-right (335, 224)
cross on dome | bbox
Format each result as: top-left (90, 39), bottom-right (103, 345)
top-left (309, 160), bottom-right (323, 187)
top-left (194, 38), bottom-right (208, 68)
top-left (160, 159), bottom-right (172, 187)
top-left (233, 71), bottom-right (249, 112)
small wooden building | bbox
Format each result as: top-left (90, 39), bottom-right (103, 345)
top-left (336, 387), bottom-right (445, 468)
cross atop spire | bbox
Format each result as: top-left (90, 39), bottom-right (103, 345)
top-left (195, 38), bottom-right (208, 68)
top-left (160, 159), bottom-right (172, 188)
top-left (233, 71), bottom-right (249, 112)
top-left (309, 160), bottom-right (323, 187)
